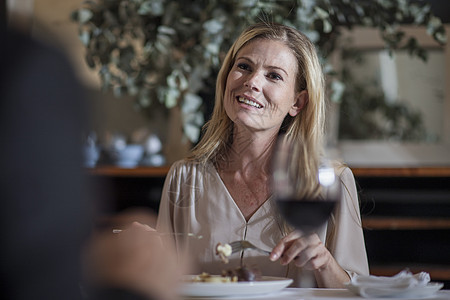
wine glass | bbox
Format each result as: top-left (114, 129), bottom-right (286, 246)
top-left (272, 134), bottom-right (341, 233)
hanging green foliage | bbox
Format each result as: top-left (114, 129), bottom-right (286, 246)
top-left (71, 0), bottom-right (446, 142)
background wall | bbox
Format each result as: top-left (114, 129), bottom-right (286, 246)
top-left (336, 26), bottom-right (450, 167)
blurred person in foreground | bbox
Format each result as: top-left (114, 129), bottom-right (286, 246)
top-left (0, 27), bottom-right (181, 300)
top-left (157, 22), bottom-right (369, 288)
top-left (84, 211), bottom-right (182, 300)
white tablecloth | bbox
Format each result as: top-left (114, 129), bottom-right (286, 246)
top-left (184, 287), bottom-right (450, 300)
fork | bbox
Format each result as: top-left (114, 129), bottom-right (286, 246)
top-left (229, 240), bottom-right (271, 256)
top-left (112, 229), bottom-right (203, 239)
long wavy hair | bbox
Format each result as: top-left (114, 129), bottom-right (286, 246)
top-left (189, 22), bottom-right (326, 198)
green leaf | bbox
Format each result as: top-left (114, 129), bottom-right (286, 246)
top-left (182, 93), bottom-right (202, 113)
top-left (156, 34), bottom-right (171, 50)
top-left (138, 94), bottom-right (151, 107)
top-left (154, 40), bottom-right (167, 53)
top-left (314, 7), bottom-right (329, 19)
top-left (323, 19), bottom-right (332, 33)
top-left (138, 88), bottom-right (152, 108)
top-left (435, 32), bottom-right (447, 44)
top-left (206, 43), bottom-right (220, 55)
top-left (158, 26), bottom-right (176, 35)
top-left (79, 30), bottom-right (90, 46)
top-left (183, 122), bottom-right (201, 143)
top-left (426, 16), bottom-right (442, 36)
top-left (127, 77), bottom-right (139, 96)
top-left (330, 80), bottom-right (345, 103)
top-left (304, 30), bottom-right (319, 43)
top-left (138, 0), bottom-right (164, 16)
top-left (362, 17), bottom-right (372, 26)
top-left (203, 19), bottom-right (223, 34)
top-left (193, 111), bottom-right (205, 127)
top-left (353, 3), bottom-right (364, 17)
top-left (167, 70), bottom-right (188, 90)
top-left (77, 8), bottom-right (93, 23)
top-left (164, 88), bottom-right (180, 108)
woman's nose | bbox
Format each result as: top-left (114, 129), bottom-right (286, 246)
top-left (244, 72), bottom-right (262, 92)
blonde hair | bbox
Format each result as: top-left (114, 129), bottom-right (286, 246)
top-left (189, 22), bottom-right (326, 194)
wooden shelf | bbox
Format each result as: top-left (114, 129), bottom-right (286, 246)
top-left (351, 167), bottom-right (450, 177)
top-left (86, 166), bottom-right (171, 177)
top-left (87, 166), bottom-right (450, 178)
top-left (362, 217), bottom-right (450, 230)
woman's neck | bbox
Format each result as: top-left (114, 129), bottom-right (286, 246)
top-left (221, 128), bottom-right (278, 175)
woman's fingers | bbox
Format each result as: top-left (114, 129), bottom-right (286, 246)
top-left (279, 234), bottom-right (313, 265)
top-left (270, 230), bottom-right (304, 261)
top-left (270, 230), bottom-right (301, 261)
top-left (292, 242), bottom-right (320, 268)
top-left (272, 232), bottom-right (331, 270)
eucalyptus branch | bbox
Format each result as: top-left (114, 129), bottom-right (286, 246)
top-left (71, 0), bottom-right (446, 142)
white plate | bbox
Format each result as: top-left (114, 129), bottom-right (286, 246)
top-left (346, 282), bottom-right (444, 298)
top-left (179, 275), bottom-right (293, 297)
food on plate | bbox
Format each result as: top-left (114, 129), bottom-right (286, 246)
top-left (187, 272), bottom-right (237, 283)
top-left (201, 242), bottom-right (262, 283)
top-left (186, 266), bottom-right (261, 283)
top-left (215, 242), bottom-right (232, 264)
top-left (222, 265), bottom-right (262, 282)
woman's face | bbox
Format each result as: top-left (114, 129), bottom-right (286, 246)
top-left (223, 38), bottom-right (304, 134)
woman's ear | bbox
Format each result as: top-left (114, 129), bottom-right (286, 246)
top-left (289, 90), bottom-right (308, 117)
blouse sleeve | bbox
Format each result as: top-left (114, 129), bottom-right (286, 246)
top-left (326, 167), bottom-right (370, 278)
top-left (156, 161), bottom-right (179, 234)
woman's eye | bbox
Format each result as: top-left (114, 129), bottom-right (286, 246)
top-left (268, 72), bottom-right (283, 81)
top-left (237, 63), bottom-right (250, 71)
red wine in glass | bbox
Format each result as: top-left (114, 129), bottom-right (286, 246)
top-left (272, 135), bottom-right (341, 232)
top-left (275, 197), bottom-right (338, 232)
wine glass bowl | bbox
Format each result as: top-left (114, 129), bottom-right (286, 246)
top-left (272, 134), bottom-right (341, 233)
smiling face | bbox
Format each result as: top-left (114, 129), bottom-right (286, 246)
top-left (223, 38), bottom-right (305, 135)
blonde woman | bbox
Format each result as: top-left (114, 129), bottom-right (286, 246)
top-left (157, 22), bottom-right (369, 288)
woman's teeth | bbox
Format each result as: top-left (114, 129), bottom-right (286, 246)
top-left (238, 97), bottom-right (262, 108)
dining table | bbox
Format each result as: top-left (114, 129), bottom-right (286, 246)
top-left (183, 287), bottom-right (450, 300)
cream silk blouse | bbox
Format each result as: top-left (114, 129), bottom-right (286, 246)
top-left (156, 160), bottom-right (369, 286)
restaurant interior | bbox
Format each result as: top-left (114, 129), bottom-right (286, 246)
top-left (3, 0), bottom-right (450, 297)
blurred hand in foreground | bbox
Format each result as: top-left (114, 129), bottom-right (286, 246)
top-left (83, 210), bottom-right (185, 300)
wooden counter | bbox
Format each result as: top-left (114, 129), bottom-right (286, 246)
top-left (351, 166), bottom-right (450, 177)
top-left (88, 165), bottom-right (450, 177)
top-left (87, 165), bottom-right (170, 177)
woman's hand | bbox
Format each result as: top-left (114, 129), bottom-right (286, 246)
top-left (269, 230), bottom-right (350, 288)
top-left (269, 231), bottom-right (331, 269)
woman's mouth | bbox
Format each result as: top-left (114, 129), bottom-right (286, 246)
top-left (237, 96), bottom-right (263, 108)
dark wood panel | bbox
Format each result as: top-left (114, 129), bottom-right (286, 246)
top-left (87, 166), bottom-right (450, 177)
top-left (363, 217), bottom-right (450, 230)
top-left (351, 167), bottom-right (450, 177)
top-left (87, 166), bottom-right (170, 177)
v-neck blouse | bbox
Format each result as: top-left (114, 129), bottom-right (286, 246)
top-left (215, 164), bottom-right (273, 223)
top-left (156, 159), bottom-right (369, 286)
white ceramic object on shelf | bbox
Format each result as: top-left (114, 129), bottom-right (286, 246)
top-left (114, 144), bottom-right (144, 168)
top-left (83, 145), bottom-right (100, 168)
